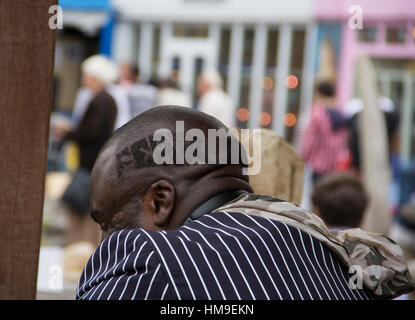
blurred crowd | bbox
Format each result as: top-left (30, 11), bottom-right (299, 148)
top-left (43, 54), bottom-right (415, 299)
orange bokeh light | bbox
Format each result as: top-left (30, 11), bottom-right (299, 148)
top-left (262, 77), bottom-right (274, 90)
top-left (258, 112), bottom-right (272, 127)
top-left (285, 75), bottom-right (299, 89)
top-left (236, 108), bottom-right (250, 122)
top-left (283, 113), bottom-right (297, 127)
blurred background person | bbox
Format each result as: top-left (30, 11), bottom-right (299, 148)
top-left (107, 79), bottom-right (131, 129)
top-left (155, 70), bottom-right (191, 107)
top-left (118, 61), bottom-right (139, 88)
top-left (300, 81), bottom-right (350, 184)
top-left (118, 62), bottom-right (158, 118)
top-left (344, 83), bottom-right (401, 225)
top-left (197, 70), bottom-right (235, 128)
top-left (71, 57), bottom-right (130, 131)
top-left (311, 172), bottom-right (367, 230)
top-left (344, 85), bottom-right (400, 173)
top-left (54, 55), bottom-right (118, 246)
top-left (311, 170), bottom-right (413, 300)
top-left (391, 160), bottom-right (415, 294)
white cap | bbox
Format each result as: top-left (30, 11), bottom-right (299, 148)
top-left (81, 55), bottom-right (118, 85)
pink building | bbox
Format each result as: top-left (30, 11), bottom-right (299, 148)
top-left (315, 0), bottom-right (415, 160)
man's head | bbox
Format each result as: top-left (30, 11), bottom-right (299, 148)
top-left (90, 106), bottom-right (252, 240)
top-left (312, 172), bottom-right (368, 229)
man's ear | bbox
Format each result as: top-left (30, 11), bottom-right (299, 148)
top-left (144, 180), bottom-right (175, 229)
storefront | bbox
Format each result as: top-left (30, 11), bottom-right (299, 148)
top-left (315, 0), bottom-right (415, 161)
top-left (111, 0), bottom-right (316, 141)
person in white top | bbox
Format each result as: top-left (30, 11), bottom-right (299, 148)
top-left (107, 84), bottom-right (131, 129)
top-left (197, 70), bottom-right (235, 128)
top-left (155, 73), bottom-right (191, 108)
top-left (118, 62), bottom-right (158, 119)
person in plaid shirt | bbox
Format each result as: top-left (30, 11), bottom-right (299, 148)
top-left (300, 82), bottom-right (350, 183)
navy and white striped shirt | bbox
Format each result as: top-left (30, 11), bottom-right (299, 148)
top-left (76, 211), bottom-right (377, 300)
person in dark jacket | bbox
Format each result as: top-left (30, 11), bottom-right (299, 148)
top-left (54, 55), bottom-right (118, 246)
top-left (344, 94), bottom-right (399, 172)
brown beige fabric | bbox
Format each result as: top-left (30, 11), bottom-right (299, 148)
top-left (230, 128), bottom-right (304, 206)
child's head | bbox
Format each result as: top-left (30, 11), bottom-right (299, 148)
top-left (311, 172), bottom-right (368, 229)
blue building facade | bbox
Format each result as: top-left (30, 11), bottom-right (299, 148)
top-left (59, 0), bottom-right (114, 56)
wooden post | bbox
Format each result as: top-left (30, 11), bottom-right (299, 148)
top-left (0, 0), bottom-right (56, 299)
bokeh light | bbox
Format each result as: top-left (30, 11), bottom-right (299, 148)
top-left (262, 77), bottom-right (274, 90)
top-left (283, 113), bottom-right (297, 127)
top-left (258, 112), bottom-right (272, 127)
top-left (285, 75), bottom-right (299, 89)
top-left (236, 107), bottom-right (250, 122)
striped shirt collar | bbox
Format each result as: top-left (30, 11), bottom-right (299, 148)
top-left (184, 190), bottom-right (248, 225)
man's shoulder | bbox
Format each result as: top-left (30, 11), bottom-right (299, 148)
top-left (92, 229), bottom-right (155, 264)
top-left (76, 227), bottom-right (179, 300)
top-left (173, 210), bottom-right (296, 246)
top-left (94, 208), bottom-right (318, 264)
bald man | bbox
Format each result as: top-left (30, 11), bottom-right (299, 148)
top-left (76, 106), bottom-right (414, 300)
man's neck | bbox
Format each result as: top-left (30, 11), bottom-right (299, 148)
top-left (184, 190), bottom-right (248, 225)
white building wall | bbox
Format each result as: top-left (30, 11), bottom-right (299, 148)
top-left (112, 20), bottom-right (136, 63)
top-left (112, 0), bottom-right (314, 24)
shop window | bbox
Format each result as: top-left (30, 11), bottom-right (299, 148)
top-left (386, 26), bottom-right (407, 44)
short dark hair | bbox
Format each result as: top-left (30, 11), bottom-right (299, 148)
top-left (316, 81), bottom-right (335, 98)
top-left (311, 172), bottom-right (368, 228)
